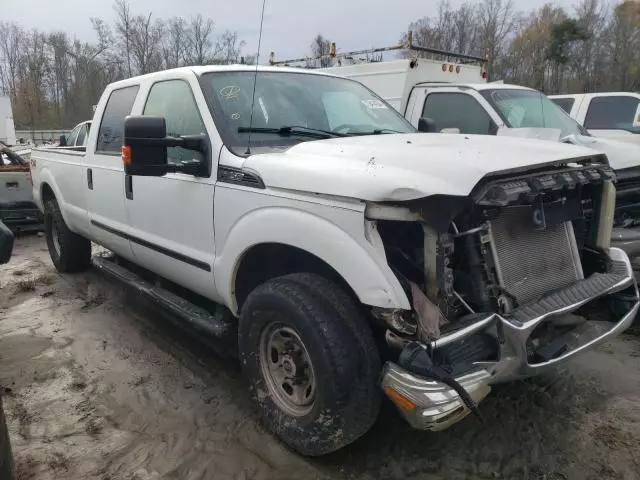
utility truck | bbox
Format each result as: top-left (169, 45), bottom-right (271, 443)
top-left (30, 64), bottom-right (638, 456)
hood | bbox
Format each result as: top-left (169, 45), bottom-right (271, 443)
top-left (242, 133), bottom-right (601, 202)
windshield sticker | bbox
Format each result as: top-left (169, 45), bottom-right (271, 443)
top-left (361, 99), bottom-right (388, 110)
top-left (220, 85), bottom-right (240, 100)
top-left (258, 97), bottom-right (269, 123)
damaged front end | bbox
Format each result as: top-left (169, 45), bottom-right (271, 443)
top-left (367, 156), bottom-right (639, 431)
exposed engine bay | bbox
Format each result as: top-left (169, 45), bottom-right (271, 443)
top-left (371, 154), bottom-right (639, 431)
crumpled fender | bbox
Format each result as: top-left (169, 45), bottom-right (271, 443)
top-left (214, 206), bottom-right (411, 315)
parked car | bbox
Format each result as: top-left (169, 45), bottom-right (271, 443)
top-left (58, 120), bottom-right (92, 149)
top-left (0, 220), bottom-right (16, 480)
top-left (30, 65), bottom-right (639, 456)
top-left (549, 92), bottom-right (640, 146)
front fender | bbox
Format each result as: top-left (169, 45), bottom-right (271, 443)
top-left (214, 207), bottom-right (411, 315)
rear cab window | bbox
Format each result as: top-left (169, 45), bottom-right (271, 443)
top-left (550, 97), bottom-right (575, 114)
top-left (96, 85), bottom-right (140, 154)
top-left (584, 96), bottom-right (640, 133)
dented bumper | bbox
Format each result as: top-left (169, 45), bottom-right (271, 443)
top-left (381, 247), bottom-right (639, 431)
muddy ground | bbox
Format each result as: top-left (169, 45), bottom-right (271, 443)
top-left (1, 235), bottom-right (640, 480)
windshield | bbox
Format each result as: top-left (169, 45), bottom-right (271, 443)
top-left (199, 70), bottom-right (416, 155)
top-left (481, 88), bottom-right (590, 138)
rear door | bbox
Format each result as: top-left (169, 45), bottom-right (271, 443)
top-left (86, 85), bottom-right (139, 260)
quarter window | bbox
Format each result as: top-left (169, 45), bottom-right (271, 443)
top-left (143, 80), bottom-right (206, 164)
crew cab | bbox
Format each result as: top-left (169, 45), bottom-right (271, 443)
top-left (549, 92), bottom-right (640, 146)
top-left (30, 65), bottom-right (639, 456)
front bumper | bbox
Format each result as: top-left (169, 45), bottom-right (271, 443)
top-left (381, 247), bottom-right (639, 431)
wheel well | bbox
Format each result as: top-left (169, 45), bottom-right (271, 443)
top-left (234, 243), bottom-right (359, 311)
top-left (41, 183), bottom-right (55, 203)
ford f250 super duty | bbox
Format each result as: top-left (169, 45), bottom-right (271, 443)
top-left (30, 65), bottom-right (640, 456)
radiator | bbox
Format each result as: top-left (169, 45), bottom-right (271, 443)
top-left (489, 205), bottom-right (583, 306)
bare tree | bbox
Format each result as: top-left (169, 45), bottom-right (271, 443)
top-left (214, 31), bottom-right (246, 65)
top-left (113, 0), bottom-right (133, 77)
top-left (184, 14), bottom-right (215, 65)
top-left (476, 0), bottom-right (519, 80)
top-left (310, 34), bottom-right (333, 67)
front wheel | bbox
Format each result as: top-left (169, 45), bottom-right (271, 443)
top-left (238, 273), bottom-right (381, 456)
top-left (44, 198), bottom-right (91, 273)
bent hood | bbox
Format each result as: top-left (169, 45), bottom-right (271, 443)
top-left (242, 133), bottom-right (603, 202)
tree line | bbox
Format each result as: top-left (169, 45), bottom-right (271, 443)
top-left (3, 0), bottom-right (639, 131)
top-left (0, 0), bottom-right (252, 130)
top-left (311, 0), bottom-right (639, 95)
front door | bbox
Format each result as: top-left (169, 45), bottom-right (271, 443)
top-left (124, 77), bottom-right (218, 301)
top-left (87, 85), bottom-right (139, 260)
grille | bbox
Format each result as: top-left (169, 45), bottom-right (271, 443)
top-left (489, 206), bottom-right (583, 306)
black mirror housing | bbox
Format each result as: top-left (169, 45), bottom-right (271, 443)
top-left (123, 116), bottom-right (209, 177)
top-left (0, 221), bottom-right (15, 265)
top-left (418, 117), bottom-right (437, 133)
top-left (59, 135), bottom-right (67, 147)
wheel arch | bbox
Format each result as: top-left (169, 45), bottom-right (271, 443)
top-left (215, 207), bottom-right (411, 315)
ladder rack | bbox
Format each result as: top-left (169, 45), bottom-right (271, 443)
top-left (268, 31), bottom-right (488, 68)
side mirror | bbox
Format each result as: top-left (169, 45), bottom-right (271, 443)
top-left (59, 135), bottom-right (67, 147)
top-left (417, 117), bottom-right (437, 133)
top-left (0, 221), bottom-right (15, 265)
top-left (123, 116), bottom-right (209, 177)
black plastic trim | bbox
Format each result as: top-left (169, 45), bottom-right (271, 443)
top-left (217, 165), bottom-right (265, 189)
top-left (90, 220), bottom-right (211, 272)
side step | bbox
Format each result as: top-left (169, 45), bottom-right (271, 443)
top-left (92, 256), bottom-right (238, 354)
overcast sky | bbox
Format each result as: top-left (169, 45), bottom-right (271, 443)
top-left (7, 0), bottom-right (576, 61)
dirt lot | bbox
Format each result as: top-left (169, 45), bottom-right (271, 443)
top-left (1, 234), bottom-right (640, 480)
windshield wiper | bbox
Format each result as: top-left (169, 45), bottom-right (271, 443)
top-left (238, 125), bottom-right (348, 139)
top-left (347, 128), bottom-right (405, 136)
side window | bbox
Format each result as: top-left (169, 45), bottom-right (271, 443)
top-left (96, 85), bottom-right (140, 154)
top-left (422, 92), bottom-right (494, 135)
top-left (551, 97), bottom-right (574, 114)
top-left (66, 124), bottom-right (80, 146)
top-left (143, 80), bottom-right (206, 164)
top-left (76, 124), bottom-right (88, 147)
top-left (584, 96), bottom-right (640, 132)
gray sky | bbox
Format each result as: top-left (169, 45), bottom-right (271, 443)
top-left (7, 0), bottom-right (575, 61)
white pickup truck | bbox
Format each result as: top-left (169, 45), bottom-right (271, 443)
top-left (550, 92), bottom-right (640, 146)
top-left (30, 65), bottom-right (639, 456)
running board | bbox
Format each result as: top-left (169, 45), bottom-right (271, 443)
top-left (92, 256), bottom-right (238, 353)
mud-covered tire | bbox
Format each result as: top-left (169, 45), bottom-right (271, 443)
top-left (44, 198), bottom-right (91, 273)
top-left (238, 273), bottom-right (381, 456)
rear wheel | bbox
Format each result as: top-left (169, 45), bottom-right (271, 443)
top-left (44, 197), bottom-right (91, 273)
top-left (238, 273), bottom-right (381, 456)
